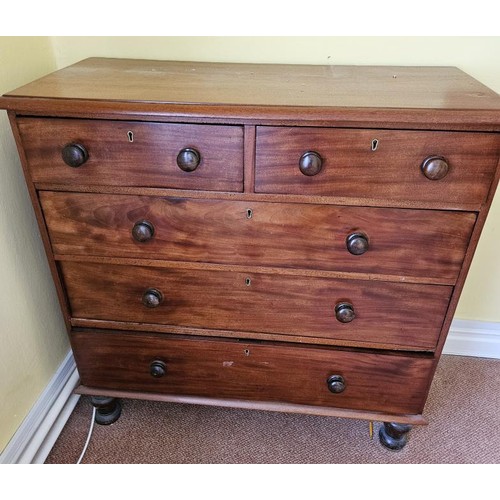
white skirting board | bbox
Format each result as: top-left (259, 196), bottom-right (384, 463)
top-left (443, 319), bottom-right (500, 359)
top-left (1, 319), bottom-right (499, 464)
top-left (0, 350), bottom-right (80, 464)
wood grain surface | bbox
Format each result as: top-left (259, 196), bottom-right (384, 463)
top-left (18, 117), bottom-right (244, 191)
top-left (5, 58), bottom-right (500, 111)
top-left (60, 261), bottom-right (452, 349)
top-left (255, 127), bottom-right (500, 208)
top-left (71, 330), bottom-right (433, 414)
top-left (40, 191), bottom-right (475, 283)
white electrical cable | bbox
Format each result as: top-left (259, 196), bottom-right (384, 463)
top-left (76, 406), bottom-right (97, 464)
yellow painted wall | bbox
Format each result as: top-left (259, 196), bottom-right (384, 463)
top-left (50, 36), bottom-right (500, 321)
top-left (0, 37), bottom-right (69, 452)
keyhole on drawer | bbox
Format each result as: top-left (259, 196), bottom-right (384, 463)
top-left (246, 208), bottom-right (253, 219)
top-left (244, 349), bottom-right (250, 356)
top-left (371, 139), bottom-right (379, 151)
top-left (245, 277), bottom-right (252, 286)
top-left (127, 131), bottom-right (134, 143)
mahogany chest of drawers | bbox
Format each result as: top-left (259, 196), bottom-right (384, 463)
top-left (2, 58), bottom-right (500, 451)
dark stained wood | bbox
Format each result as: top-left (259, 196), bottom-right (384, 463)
top-left (379, 422), bottom-right (412, 450)
top-left (40, 192), bottom-right (476, 283)
top-left (75, 385), bottom-right (428, 425)
top-left (6, 112), bottom-right (72, 331)
top-left (17, 117), bottom-right (244, 191)
top-left (243, 125), bottom-right (256, 193)
top-left (255, 127), bottom-right (500, 208)
top-left (2, 59), bottom-right (500, 433)
top-left (35, 182), bottom-right (485, 212)
top-left (71, 330), bottom-right (433, 415)
top-left (60, 261), bottom-right (452, 350)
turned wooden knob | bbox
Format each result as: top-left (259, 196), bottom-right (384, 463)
top-left (177, 147), bottom-right (201, 172)
top-left (132, 220), bottom-right (155, 242)
top-left (150, 360), bottom-right (167, 378)
top-left (335, 302), bottom-right (356, 323)
top-left (327, 374), bottom-right (346, 394)
top-left (299, 151), bottom-right (323, 176)
top-left (346, 232), bottom-right (369, 255)
top-left (142, 288), bottom-right (163, 308)
top-left (62, 143), bottom-right (88, 168)
top-left (421, 155), bottom-right (449, 180)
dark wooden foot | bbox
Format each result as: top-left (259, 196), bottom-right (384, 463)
top-left (91, 396), bottom-right (122, 425)
top-left (379, 422), bottom-right (412, 451)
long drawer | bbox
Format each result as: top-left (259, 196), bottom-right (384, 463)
top-left (72, 330), bottom-right (433, 415)
top-left (41, 192), bottom-right (475, 283)
top-left (61, 261), bottom-right (452, 350)
top-left (18, 118), bottom-right (244, 191)
top-left (255, 127), bottom-right (500, 208)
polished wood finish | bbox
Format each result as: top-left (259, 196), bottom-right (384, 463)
top-left (3, 58), bottom-right (500, 114)
top-left (40, 191), bottom-right (475, 282)
top-left (379, 422), bottom-right (413, 450)
top-left (255, 127), bottom-right (499, 208)
top-left (75, 385), bottom-right (428, 425)
top-left (71, 330), bottom-right (433, 415)
top-left (60, 260), bottom-right (451, 349)
top-left (3, 59), bottom-right (500, 443)
top-left (18, 118), bottom-right (244, 191)
top-left (90, 396), bottom-right (122, 425)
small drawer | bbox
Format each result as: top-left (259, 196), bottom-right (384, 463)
top-left (255, 127), bottom-right (500, 208)
top-left (61, 261), bottom-right (452, 350)
top-left (72, 330), bottom-right (433, 415)
top-left (18, 118), bottom-right (244, 191)
top-left (41, 192), bottom-right (475, 283)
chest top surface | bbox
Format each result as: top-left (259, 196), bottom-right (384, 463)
top-left (2, 58), bottom-right (500, 129)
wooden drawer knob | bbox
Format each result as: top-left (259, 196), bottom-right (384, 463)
top-left (177, 147), bottom-right (201, 172)
top-left (132, 220), bottom-right (155, 242)
top-left (150, 360), bottom-right (167, 378)
top-left (346, 232), bottom-right (369, 255)
top-left (142, 288), bottom-right (163, 308)
top-left (62, 143), bottom-right (88, 168)
top-left (327, 374), bottom-right (346, 394)
top-left (299, 151), bottom-right (323, 176)
top-left (421, 155), bottom-right (449, 180)
top-left (335, 302), bottom-right (356, 323)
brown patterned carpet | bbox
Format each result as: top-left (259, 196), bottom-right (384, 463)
top-left (45, 355), bottom-right (500, 464)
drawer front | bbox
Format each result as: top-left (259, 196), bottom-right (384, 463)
top-left (61, 261), bottom-right (452, 349)
top-left (41, 192), bottom-right (475, 283)
top-left (255, 127), bottom-right (499, 207)
top-left (18, 118), bottom-right (244, 191)
top-left (72, 330), bottom-right (433, 414)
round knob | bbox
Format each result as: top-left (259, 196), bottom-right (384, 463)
top-left (335, 302), bottom-right (356, 323)
top-left (132, 220), bottom-right (155, 243)
top-left (299, 151), bottom-right (323, 176)
top-left (177, 148), bottom-right (201, 172)
top-left (346, 232), bottom-right (369, 255)
top-left (150, 360), bottom-right (167, 378)
top-left (421, 155), bottom-right (449, 180)
top-left (142, 288), bottom-right (163, 308)
top-left (62, 143), bottom-right (89, 168)
top-left (327, 374), bottom-right (346, 394)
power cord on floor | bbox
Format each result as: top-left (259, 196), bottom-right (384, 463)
top-left (76, 407), bottom-right (97, 464)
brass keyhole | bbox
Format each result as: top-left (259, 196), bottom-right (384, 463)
top-left (127, 131), bottom-right (134, 143)
top-left (246, 208), bottom-right (253, 219)
top-left (371, 139), bottom-right (379, 151)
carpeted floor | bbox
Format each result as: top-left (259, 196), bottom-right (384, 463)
top-left (45, 354), bottom-right (500, 464)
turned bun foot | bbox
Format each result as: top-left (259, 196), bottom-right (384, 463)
top-left (91, 396), bottom-right (122, 425)
top-left (379, 422), bottom-right (412, 451)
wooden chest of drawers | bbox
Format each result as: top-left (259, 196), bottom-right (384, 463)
top-left (2, 58), bottom-right (500, 451)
